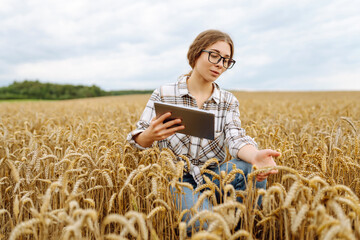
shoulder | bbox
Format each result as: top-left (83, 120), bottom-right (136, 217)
top-left (158, 79), bottom-right (184, 98)
top-left (148, 82), bottom-right (176, 97)
top-left (218, 88), bottom-right (239, 105)
top-left (159, 82), bottom-right (177, 94)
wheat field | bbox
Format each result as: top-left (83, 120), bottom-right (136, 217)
top-left (0, 91), bottom-right (359, 240)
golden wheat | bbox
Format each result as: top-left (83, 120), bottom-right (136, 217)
top-left (0, 92), bottom-right (359, 239)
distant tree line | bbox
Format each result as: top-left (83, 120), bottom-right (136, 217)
top-left (0, 80), bottom-right (153, 100)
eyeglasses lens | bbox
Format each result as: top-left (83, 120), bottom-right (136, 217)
top-left (208, 52), bottom-right (234, 69)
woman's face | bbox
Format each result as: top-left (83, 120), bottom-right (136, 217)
top-left (193, 40), bottom-right (232, 83)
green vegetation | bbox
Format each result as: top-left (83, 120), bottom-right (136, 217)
top-left (0, 80), bottom-right (153, 100)
top-left (107, 89), bottom-right (153, 96)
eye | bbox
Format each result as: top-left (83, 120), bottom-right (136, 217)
top-left (209, 52), bottom-right (220, 58)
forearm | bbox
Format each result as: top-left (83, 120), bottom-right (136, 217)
top-left (128, 89), bottom-right (160, 148)
top-left (134, 130), bottom-right (154, 148)
top-left (237, 144), bottom-right (259, 165)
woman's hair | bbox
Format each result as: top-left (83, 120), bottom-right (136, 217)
top-left (184, 29), bottom-right (234, 78)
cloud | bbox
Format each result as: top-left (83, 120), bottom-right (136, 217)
top-left (311, 71), bottom-right (360, 90)
top-left (0, 0), bottom-right (360, 91)
top-left (12, 43), bottom-right (189, 90)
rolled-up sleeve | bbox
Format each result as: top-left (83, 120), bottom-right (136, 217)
top-left (224, 97), bottom-right (258, 159)
top-left (126, 89), bottom-right (161, 149)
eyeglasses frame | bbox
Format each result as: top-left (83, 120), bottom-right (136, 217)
top-left (201, 50), bottom-right (236, 69)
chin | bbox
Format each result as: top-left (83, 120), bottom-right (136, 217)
top-left (209, 75), bottom-right (220, 82)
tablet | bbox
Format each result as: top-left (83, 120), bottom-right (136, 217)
top-left (154, 102), bottom-right (215, 140)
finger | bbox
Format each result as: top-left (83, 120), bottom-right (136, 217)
top-left (154, 112), bottom-right (172, 123)
top-left (163, 118), bottom-right (182, 129)
top-left (260, 169), bottom-right (278, 176)
top-left (256, 176), bottom-right (267, 182)
top-left (257, 173), bottom-right (270, 178)
top-left (153, 122), bottom-right (185, 141)
top-left (264, 149), bottom-right (281, 157)
top-left (163, 124), bottom-right (185, 136)
top-left (272, 150), bottom-right (281, 157)
top-left (257, 170), bottom-right (277, 181)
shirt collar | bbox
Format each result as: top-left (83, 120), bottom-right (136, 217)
top-left (178, 77), bottom-right (189, 97)
top-left (211, 82), bottom-right (221, 104)
top-left (178, 77), bottom-right (221, 104)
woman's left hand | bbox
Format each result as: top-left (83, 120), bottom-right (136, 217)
top-left (252, 149), bottom-right (280, 182)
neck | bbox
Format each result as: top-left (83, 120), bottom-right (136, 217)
top-left (187, 73), bottom-right (213, 96)
top-left (187, 73), bottom-right (214, 108)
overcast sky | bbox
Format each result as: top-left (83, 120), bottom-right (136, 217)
top-left (1, 0), bottom-right (360, 91)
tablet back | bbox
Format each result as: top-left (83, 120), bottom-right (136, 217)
top-left (154, 102), bottom-right (215, 140)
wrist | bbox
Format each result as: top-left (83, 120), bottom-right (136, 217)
top-left (134, 130), bottom-right (153, 148)
top-left (237, 144), bottom-right (259, 165)
top-left (248, 149), bottom-right (259, 165)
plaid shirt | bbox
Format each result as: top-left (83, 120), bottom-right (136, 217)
top-left (127, 77), bottom-right (257, 186)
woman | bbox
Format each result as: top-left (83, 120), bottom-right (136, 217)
top-left (127, 29), bottom-right (280, 228)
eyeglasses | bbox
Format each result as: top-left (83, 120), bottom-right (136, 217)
top-left (201, 50), bottom-right (236, 69)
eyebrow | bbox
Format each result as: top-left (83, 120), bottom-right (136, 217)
top-left (210, 49), bottom-right (231, 58)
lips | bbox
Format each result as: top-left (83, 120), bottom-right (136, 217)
top-left (210, 70), bottom-right (220, 76)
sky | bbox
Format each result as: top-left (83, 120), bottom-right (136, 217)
top-left (1, 0), bottom-right (360, 91)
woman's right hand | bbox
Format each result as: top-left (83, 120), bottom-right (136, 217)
top-left (134, 112), bottom-right (185, 148)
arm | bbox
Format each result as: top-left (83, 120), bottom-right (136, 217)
top-left (237, 144), bottom-right (280, 182)
top-left (134, 112), bottom-right (184, 148)
top-left (126, 89), bottom-right (185, 148)
top-left (224, 95), bottom-right (280, 181)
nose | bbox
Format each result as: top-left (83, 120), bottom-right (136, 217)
top-left (215, 57), bottom-right (225, 69)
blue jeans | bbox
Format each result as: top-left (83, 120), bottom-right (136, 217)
top-left (173, 159), bottom-right (267, 231)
